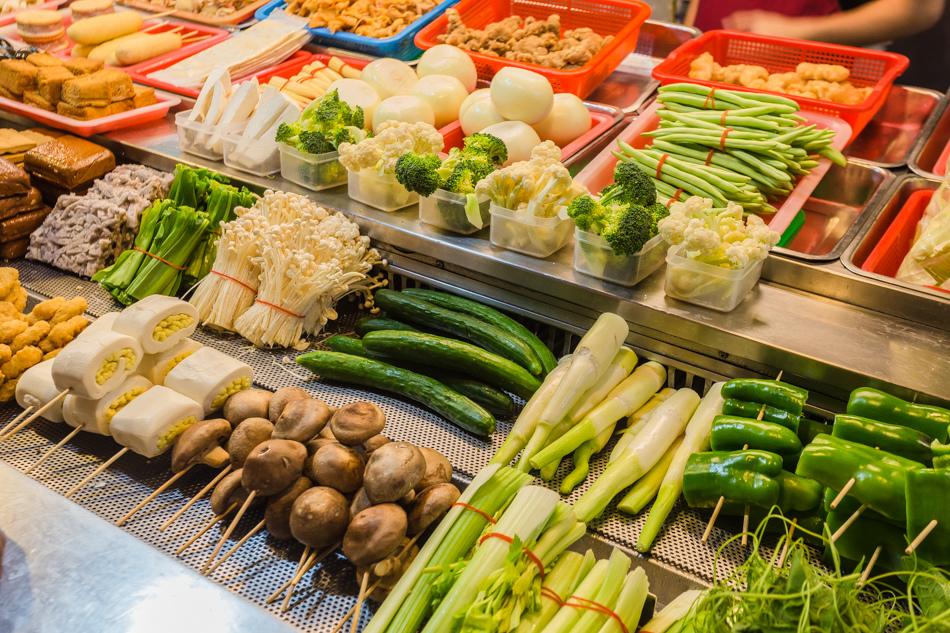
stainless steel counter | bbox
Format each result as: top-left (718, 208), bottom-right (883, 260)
top-left (0, 462), bottom-right (298, 633)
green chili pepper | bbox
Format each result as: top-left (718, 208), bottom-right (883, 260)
top-left (775, 471), bottom-right (822, 513)
top-left (852, 459), bottom-right (908, 522)
top-left (721, 379), bottom-right (808, 416)
top-left (827, 507), bottom-right (908, 572)
top-left (683, 450), bottom-right (783, 510)
top-left (905, 468), bottom-right (950, 565)
top-left (722, 398), bottom-right (800, 432)
top-left (832, 414), bottom-right (933, 465)
top-left (710, 415), bottom-right (803, 456)
top-left (847, 387), bottom-right (950, 443)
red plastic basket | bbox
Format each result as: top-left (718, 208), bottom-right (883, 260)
top-left (413, 0), bottom-right (651, 98)
top-left (652, 30), bottom-right (908, 140)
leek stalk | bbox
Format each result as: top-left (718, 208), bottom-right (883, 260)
top-left (609, 388), bottom-right (676, 462)
top-left (617, 435), bottom-right (684, 514)
top-left (569, 549), bottom-right (631, 633)
top-left (595, 568), bottom-right (649, 633)
top-left (515, 550), bottom-right (596, 633)
top-left (539, 549), bottom-right (629, 633)
top-left (639, 589), bottom-right (703, 633)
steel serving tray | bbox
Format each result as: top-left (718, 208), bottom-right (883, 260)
top-left (908, 83), bottom-right (950, 179)
top-left (843, 85), bottom-right (942, 169)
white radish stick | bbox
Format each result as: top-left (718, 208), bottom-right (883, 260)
top-left (160, 464), bottom-right (232, 532)
top-left (24, 425), bottom-right (83, 474)
top-left (176, 502), bottom-right (237, 556)
top-left (204, 518), bottom-right (266, 575)
top-left (116, 463), bottom-right (195, 526)
top-left (65, 446), bottom-right (129, 498)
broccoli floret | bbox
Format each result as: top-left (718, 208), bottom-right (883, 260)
top-left (351, 106), bottom-right (364, 130)
top-left (297, 131), bottom-right (336, 155)
top-left (602, 203), bottom-right (653, 256)
top-left (648, 202), bottom-right (670, 234)
top-left (463, 133), bottom-right (508, 166)
top-left (395, 152), bottom-right (442, 196)
top-left (312, 89), bottom-right (352, 122)
top-left (275, 121), bottom-right (302, 145)
top-left (567, 195), bottom-right (602, 233)
top-left (444, 158), bottom-right (495, 195)
top-left (612, 161), bottom-right (657, 207)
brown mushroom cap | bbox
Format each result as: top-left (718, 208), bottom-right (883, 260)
top-left (415, 447), bottom-right (453, 493)
top-left (407, 483), bottom-right (461, 535)
top-left (274, 398), bottom-right (332, 443)
top-left (228, 417), bottom-right (275, 469)
top-left (211, 468), bottom-right (244, 515)
top-left (329, 401), bottom-right (386, 446)
top-left (242, 439), bottom-right (308, 496)
top-left (265, 476), bottom-right (312, 540)
top-left (223, 389), bottom-right (272, 428)
top-left (305, 437), bottom-right (339, 456)
top-left (363, 442), bottom-right (426, 504)
top-left (268, 387), bottom-right (311, 423)
top-left (349, 487), bottom-right (373, 522)
top-left (343, 504), bottom-right (407, 567)
top-left (171, 418), bottom-right (231, 473)
top-left (361, 434), bottom-right (390, 458)
top-left (305, 443), bottom-right (365, 494)
top-left (290, 486), bottom-right (349, 549)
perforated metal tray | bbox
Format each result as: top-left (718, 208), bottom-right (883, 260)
top-left (0, 258), bottom-right (837, 629)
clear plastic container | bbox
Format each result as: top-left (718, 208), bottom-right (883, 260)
top-left (347, 169), bottom-right (417, 212)
top-left (664, 244), bottom-right (764, 312)
top-left (279, 144), bottom-right (347, 192)
top-left (573, 228), bottom-right (666, 286)
top-left (489, 203), bottom-right (574, 258)
top-left (419, 189), bottom-right (490, 234)
top-left (176, 110), bottom-right (249, 161)
top-left (221, 133), bottom-right (281, 176)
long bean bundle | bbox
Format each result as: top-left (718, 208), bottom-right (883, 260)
top-left (615, 83), bottom-right (847, 213)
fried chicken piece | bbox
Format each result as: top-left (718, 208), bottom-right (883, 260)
top-left (0, 302), bottom-right (24, 324)
top-left (1, 345), bottom-right (41, 381)
top-left (26, 297), bottom-right (65, 325)
top-left (0, 319), bottom-right (27, 345)
top-left (786, 83), bottom-right (819, 99)
top-left (689, 52), bottom-right (721, 81)
top-left (40, 316), bottom-right (88, 353)
top-left (8, 287), bottom-right (25, 313)
top-left (10, 320), bottom-right (50, 354)
top-left (0, 343), bottom-right (10, 366)
top-left (738, 65), bottom-right (769, 88)
top-left (0, 268), bottom-right (16, 301)
top-left (49, 297), bottom-right (87, 327)
top-left (0, 378), bottom-right (15, 402)
top-left (43, 348), bottom-right (60, 361)
top-left (764, 72), bottom-right (804, 93)
top-left (796, 62), bottom-right (849, 82)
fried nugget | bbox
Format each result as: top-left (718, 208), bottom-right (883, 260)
top-left (0, 301), bottom-right (24, 324)
top-left (0, 377), bottom-right (16, 402)
top-left (40, 315), bottom-right (87, 353)
top-left (0, 319), bottom-right (27, 344)
top-left (9, 287), bottom-right (26, 313)
top-left (42, 348), bottom-right (60, 361)
top-left (10, 320), bottom-right (49, 353)
top-left (28, 297), bottom-right (65, 324)
top-left (49, 297), bottom-right (87, 326)
top-left (1, 345), bottom-right (41, 381)
top-left (0, 343), bottom-right (10, 366)
top-left (0, 267), bottom-right (17, 300)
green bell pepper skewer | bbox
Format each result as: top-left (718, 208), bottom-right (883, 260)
top-left (847, 387), bottom-right (950, 443)
top-left (827, 506), bottom-right (908, 572)
top-left (721, 378), bottom-right (808, 416)
top-left (798, 418), bottom-right (831, 446)
top-left (682, 450), bottom-right (783, 510)
top-left (905, 468), bottom-right (950, 565)
top-left (710, 415), bottom-right (802, 456)
top-left (832, 414), bottom-right (933, 465)
top-left (933, 440), bottom-right (950, 469)
top-left (775, 471), bottom-right (822, 513)
top-left (722, 398), bottom-right (800, 432)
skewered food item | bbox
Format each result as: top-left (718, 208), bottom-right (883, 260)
top-left (285, 0), bottom-right (437, 37)
top-left (0, 0), bottom-right (45, 15)
top-left (112, 295), bottom-right (198, 355)
top-left (62, 374), bottom-right (151, 435)
top-left (138, 338), bottom-right (203, 386)
top-left (51, 328), bottom-right (142, 399)
top-left (110, 385), bottom-right (204, 457)
top-left (14, 358), bottom-right (64, 422)
top-left (163, 347), bottom-right (253, 415)
top-left (171, 417), bottom-right (231, 472)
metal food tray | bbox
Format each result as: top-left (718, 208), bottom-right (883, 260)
top-left (842, 173), bottom-right (950, 302)
top-left (0, 257), bottom-right (843, 630)
top-left (908, 83), bottom-right (950, 179)
top-left (843, 85), bottom-right (942, 169)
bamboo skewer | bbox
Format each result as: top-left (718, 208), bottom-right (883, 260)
top-left (0, 406), bottom-right (33, 438)
top-left (281, 543), bottom-right (341, 612)
top-left (160, 465), bottom-right (232, 532)
top-left (351, 572), bottom-right (370, 633)
top-left (778, 518), bottom-right (797, 567)
top-left (65, 446), bottom-right (129, 498)
top-left (176, 502), bottom-right (237, 557)
top-left (266, 546), bottom-right (311, 603)
top-left (1, 389), bottom-right (69, 441)
top-left (829, 479), bottom-right (855, 510)
top-left (201, 490), bottom-right (257, 574)
top-left (145, 9), bottom-right (177, 19)
top-left (24, 425), bottom-right (84, 474)
top-left (858, 545), bottom-right (882, 587)
top-left (181, 34), bottom-right (212, 43)
top-left (906, 519), bottom-right (939, 554)
top-left (204, 519), bottom-right (266, 575)
top-left (116, 464), bottom-right (195, 526)
top-left (831, 504), bottom-right (866, 542)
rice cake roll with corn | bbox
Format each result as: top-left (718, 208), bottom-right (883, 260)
top-left (15, 359), bottom-right (65, 423)
top-left (110, 385), bottom-right (204, 458)
top-left (62, 375), bottom-right (152, 436)
top-left (51, 329), bottom-right (142, 399)
top-left (163, 347), bottom-right (253, 415)
top-left (113, 296), bottom-right (198, 355)
top-left (138, 339), bottom-right (203, 386)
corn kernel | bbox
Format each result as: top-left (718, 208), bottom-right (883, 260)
top-left (152, 314), bottom-right (195, 342)
top-left (211, 376), bottom-right (251, 410)
top-left (95, 348), bottom-right (136, 385)
top-left (104, 387), bottom-right (148, 431)
top-left (160, 350), bottom-right (197, 383)
top-left (157, 416), bottom-right (197, 451)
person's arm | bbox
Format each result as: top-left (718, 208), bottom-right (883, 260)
top-left (722, 0), bottom-right (945, 46)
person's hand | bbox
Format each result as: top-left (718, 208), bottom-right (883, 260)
top-left (722, 10), bottom-right (813, 39)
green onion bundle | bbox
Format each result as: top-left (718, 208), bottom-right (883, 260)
top-left (614, 83), bottom-right (847, 213)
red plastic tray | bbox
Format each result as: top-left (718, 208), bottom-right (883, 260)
top-left (129, 49), bottom-right (312, 98)
top-left (414, 0), bottom-right (651, 98)
top-left (0, 91), bottom-right (179, 136)
top-left (438, 107), bottom-right (615, 162)
top-left (652, 30), bottom-right (908, 141)
top-left (0, 0), bottom-right (66, 27)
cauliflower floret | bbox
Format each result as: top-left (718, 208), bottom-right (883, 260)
top-left (338, 121), bottom-right (444, 175)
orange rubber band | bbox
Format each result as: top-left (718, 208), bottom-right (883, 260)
top-left (720, 128), bottom-right (733, 150)
top-left (720, 109), bottom-right (729, 125)
top-left (254, 299), bottom-right (305, 319)
top-left (211, 269), bottom-right (255, 293)
top-left (133, 247), bottom-right (186, 270)
top-left (451, 502), bottom-right (496, 524)
top-left (666, 188), bottom-right (684, 208)
top-left (655, 153), bottom-right (669, 180)
top-left (540, 587), bottom-right (564, 606)
top-left (564, 596), bottom-right (629, 633)
top-left (478, 532), bottom-right (545, 579)
top-left (704, 89), bottom-right (717, 109)
top-left (705, 149), bottom-right (715, 166)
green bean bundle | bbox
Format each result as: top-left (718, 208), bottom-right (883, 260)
top-left (614, 83), bottom-right (847, 213)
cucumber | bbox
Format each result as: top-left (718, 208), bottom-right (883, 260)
top-left (362, 330), bottom-right (541, 401)
top-left (402, 288), bottom-right (558, 375)
top-left (374, 289), bottom-right (543, 377)
top-left (297, 351), bottom-right (496, 436)
top-left (353, 316), bottom-right (419, 337)
top-left (325, 335), bottom-right (515, 416)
